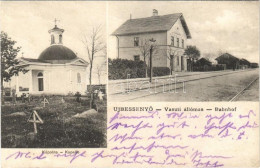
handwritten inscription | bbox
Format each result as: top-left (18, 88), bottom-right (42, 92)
top-left (98, 109), bottom-right (258, 167)
top-left (5, 151), bottom-right (86, 163)
top-left (4, 108), bottom-right (258, 167)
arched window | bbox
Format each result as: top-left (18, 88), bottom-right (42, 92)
top-left (51, 35), bottom-right (55, 44)
top-left (37, 72), bottom-right (43, 77)
top-left (77, 73), bottom-right (81, 84)
top-left (59, 34), bottom-right (62, 43)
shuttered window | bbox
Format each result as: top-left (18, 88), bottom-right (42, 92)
top-left (171, 36), bottom-right (174, 46)
top-left (134, 55), bottom-right (140, 61)
top-left (134, 37), bottom-right (139, 46)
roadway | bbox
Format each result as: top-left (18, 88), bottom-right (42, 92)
top-left (108, 69), bottom-right (259, 102)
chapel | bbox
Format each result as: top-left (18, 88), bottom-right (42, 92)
top-left (8, 23), bottom-right (89, 96)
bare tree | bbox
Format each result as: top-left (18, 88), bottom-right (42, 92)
top-left (82, 25), bottom-right (105, 109)
top-left (82, 25), bottom-right (105, 91)
top-left (95, 50), bottom-right (107, 85)
top-left (139, 39), bottom-right (150, 77)
top-left (139, 39), bottom-right (159, 77)
top-left (167, 46), bottom-right (183, 75)
top-left (96, 64), bottom-right (106, 85)
top-left (96, 65), bottom-right (102, 85)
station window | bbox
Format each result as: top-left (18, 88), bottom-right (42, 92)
top-left (134, 37), bottom-right (139, 46)
top-left (134, 55), bottom-right (140, 61)
top-left (171, 36), bottom-right (174, 46)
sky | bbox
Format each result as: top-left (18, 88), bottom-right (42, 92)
top-left (0, 1), bottom-right (259, 75)
top-left (0, 1), bottom-right (107, 84)
top-left (108, 1), bottom-right (259, 63)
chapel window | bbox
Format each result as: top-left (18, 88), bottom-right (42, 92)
top-left (177, 38), bottom-right (179, 48)
top-left (59, 34), bottom-right (62, 43)
top-left (51, 35), bottom-right (55, 44)
top-left (77, 73), bottom-right (81, 84)
top-left (37, 72), bottom-right (44, 91)
top-left (37, 72), bottom-right (43, 77)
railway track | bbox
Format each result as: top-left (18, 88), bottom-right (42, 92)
top-left (110, 69), bottom-right (255, 96)
top-left (229, 77), bottom-right (259, 102)
top-left (117, 69), bottom-right (258, 102)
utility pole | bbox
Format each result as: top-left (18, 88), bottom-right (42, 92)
top-left (149, 38), bottom-right (156, 83)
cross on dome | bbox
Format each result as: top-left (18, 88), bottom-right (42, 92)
top-left (49, 19), bottom-right (64, 45)
top-left (54, 18), bottom-right (60, 27)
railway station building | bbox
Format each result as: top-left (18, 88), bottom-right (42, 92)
top-left (112, 9), bottom-right (192, 72)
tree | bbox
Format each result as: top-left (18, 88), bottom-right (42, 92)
top-left (139, 39), bottom-right (158, 77)
top-left (96, 63), bottom-right (105, 85)
top-left (81, 25), bottom-right (105, 108)
top-left (1, 31), bottom-right (28, 104)
top-left (95, 44), bottom-right (107, 85)
top-left (167, 46), bottom-right (183, 75)
top-left (184, 45), bottom-right (201, 71)
top-left (82, 25), bottom-right (105, 90)
top-left (139, 39), bottom-right (150, 77)
top-left (95, 54), bottom-right (107, 85)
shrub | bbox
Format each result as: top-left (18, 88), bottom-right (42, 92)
top-left (109, 58), bottom-right (171, 79)
top-left (193, 64), bottom-right (226, 71)
top-left (147, 67), bottom-right (171, 77)
top-left (108, 58), bottom-right (146, 79)
top-left (75, 92), bottom-right (82, 102)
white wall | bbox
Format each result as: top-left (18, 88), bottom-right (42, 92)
top-left (8, 64), bottom-right (88, 96)
top-left (166, 18), bottom-right (188, 72)
top-left (115, 18), bottom-right (189, 71)
top-left (167, 18), bottom-right (188, 47)
top-left (117, 31), bottom-right (168, 67)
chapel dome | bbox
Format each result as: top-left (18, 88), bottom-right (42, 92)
top-left (38, 45), bottom-right (77, 60)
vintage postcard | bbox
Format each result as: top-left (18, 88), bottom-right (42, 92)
top-left (1, 1), bottom-right (259, 168)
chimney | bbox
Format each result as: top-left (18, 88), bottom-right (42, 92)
top-left (153, 9), bottom-right (158, 16)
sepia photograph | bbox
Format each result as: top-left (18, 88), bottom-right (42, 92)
top-left (0, 1), bottom-right (259, 168)
top-left (1, 1), bottom-right (107, 148)
top-left (108, 1), bottom-right (259, 102)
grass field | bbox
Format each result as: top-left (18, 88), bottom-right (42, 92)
top-left (1, 95), bottom-right (107, 148)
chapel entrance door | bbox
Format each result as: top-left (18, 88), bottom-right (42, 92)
top-left (37, 72), bottom-right (44, 91)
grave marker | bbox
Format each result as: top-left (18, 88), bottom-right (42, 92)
top-left (12, 89), bottom-right (16, 104)
top-left (27, 110), bottom-right (44, 134)
top-left (28, 94), bottom-right (31, 104)
top-left (42, 97), bottom-right (49, 107)
top-left (61, 97), bottom-right (65, 103)
top-left (98, 91), bottom-right (104, 100)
